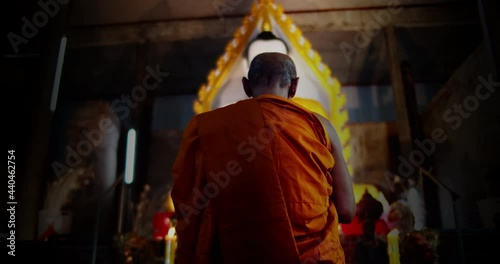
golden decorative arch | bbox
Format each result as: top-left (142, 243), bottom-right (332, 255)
top-left (193, 0), bottom-right (352, 173)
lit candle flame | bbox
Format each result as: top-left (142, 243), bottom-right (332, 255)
top-left (167, 227), bottom-right (176, 239)
top-left (388, 228), bottom-right (399, 237)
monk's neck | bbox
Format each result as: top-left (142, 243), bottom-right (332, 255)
top-left (252, 87), bottom-right (288, 99)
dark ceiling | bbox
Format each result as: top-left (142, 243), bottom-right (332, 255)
top-left (58, 23), bottom-right (483, 100)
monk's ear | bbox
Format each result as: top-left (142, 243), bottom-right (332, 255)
top-left (288, 77), bottom-right (299, 98)
top-left (242, 77), bottom-right (252, 98)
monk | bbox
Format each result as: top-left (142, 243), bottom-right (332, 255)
top-left (171, 52), bottom-right (355, 264)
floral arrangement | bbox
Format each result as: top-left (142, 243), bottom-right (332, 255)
top-left (400, 228), bottom-right (440, 264)
top-left (114, 184), bottom-right (175, 264)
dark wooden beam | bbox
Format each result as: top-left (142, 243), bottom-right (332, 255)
top-left (65, 3), bottom-right (480, 48)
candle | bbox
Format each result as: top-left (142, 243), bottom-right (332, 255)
top-left (387, 228), bottom-right (400, 264)
top-left (165, 227), bottom-right (176, 264)
top-left (171, 236), bottom-right (178, 263)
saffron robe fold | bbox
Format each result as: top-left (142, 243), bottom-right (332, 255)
top-left (172, 94), bottom-right (345, 264)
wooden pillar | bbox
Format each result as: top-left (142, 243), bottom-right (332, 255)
top-left (384, 26), bottom-right (442, 228)
top-left (121, 42), bottom-right (156, 233)
top-left (478, 0), bottom-right (500, 79)
top-left (133, 41), bottom-right (153, 195)
top-left (400, 61), bottom-right (421, 140)
top-left (384, 26), bottom-right (414, 158)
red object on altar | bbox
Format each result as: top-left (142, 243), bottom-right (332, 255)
top-left (341, 190), bottom-right (390, 236)
top-left (340, 215), bottom-right (390, 236)
top-left (38, 223), bottom-right (57, 241)
top-left (153, 211), bottom-right (175, 240)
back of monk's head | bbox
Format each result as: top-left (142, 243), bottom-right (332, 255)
top-left (243, 52), bottom-right (299, 99)
top-left (248, 52), bottom-right (296, 88)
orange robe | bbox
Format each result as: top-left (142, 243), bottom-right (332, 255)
top-left (172, 94), bottom-right (346, 264)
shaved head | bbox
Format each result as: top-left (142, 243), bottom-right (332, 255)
top-left (243, 52), bottom-right (299, 99)
top-left (248, 52), bottom-right (297, 87)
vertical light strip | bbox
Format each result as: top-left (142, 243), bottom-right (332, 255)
top-left (50, 36), bottom-right (67, 112)
top-left (124, 128), bottom-right (137, 184)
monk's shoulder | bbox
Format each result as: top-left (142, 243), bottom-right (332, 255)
top-left (181, 114), bottom-right (200, 139)
top-left (312, 112), bottom-right (337, 149)
top-left (312, 113), bottom-right (333, 132)
top-left (195, 99), bottom-right (258, 131)
top-left (201, 99), bottom-right (253, 116)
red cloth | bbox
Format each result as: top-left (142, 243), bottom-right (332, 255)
top-left (375, 219), bottom-right (390, 235)
top-left (340, 215), bottom-right (362, 235)
top-left (152, 211), bottom-right (175, 241)
top-left (340, 215), bottom-right (390, 236)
